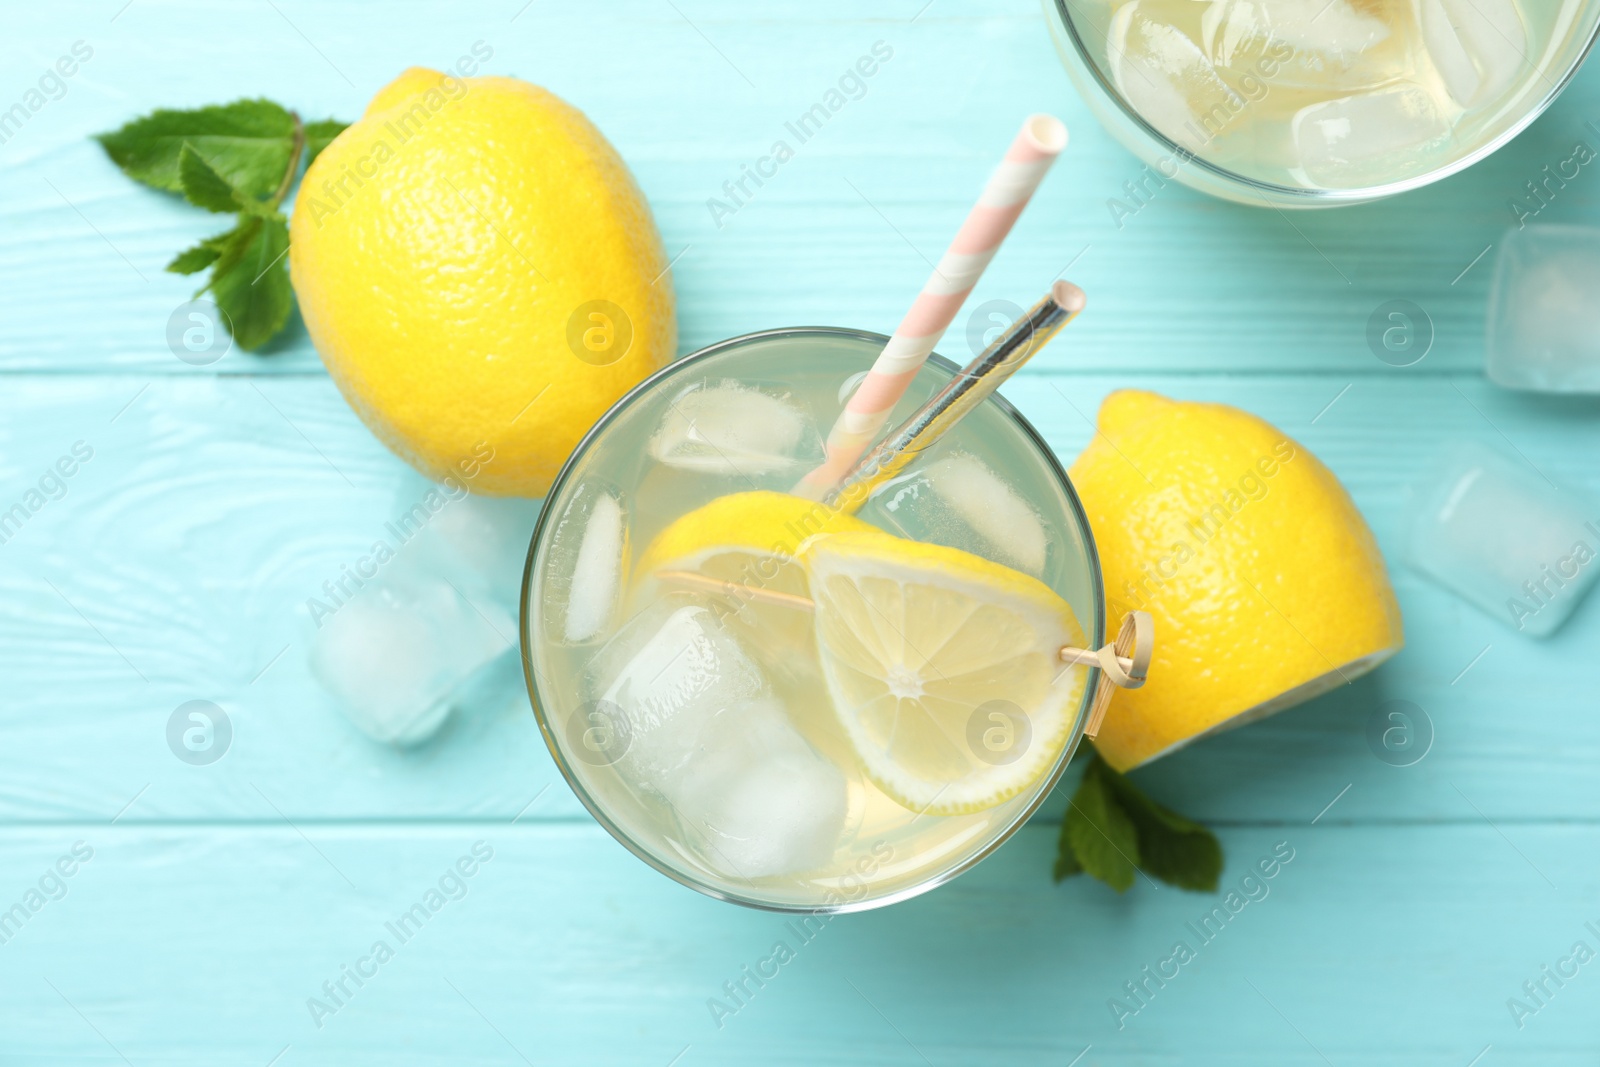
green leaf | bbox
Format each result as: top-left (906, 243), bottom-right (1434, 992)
top-left (95, 99), bottom-right (297, 200)
top-left (177, 144), bottom-right (243, 213)
top-left (1099, 759), bottom-right (1224, 892)
top-left (1052, 818), bottom-right (1085, 882)
top-left (1063, 759), bottom-right (1141, 892)
top-left (204, 221), bottom-right (260, 278)
top-left (170, 221), bottom-right (260, 277)
top-left (303, 119), bottom-right (348, 166)
top-left (166, 242), bottom-right (220, 275)
top-left (209, 215), bottom-right (292, 351)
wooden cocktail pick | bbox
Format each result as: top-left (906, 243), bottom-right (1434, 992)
top-left (654, 570), bottom-right (1153, 738)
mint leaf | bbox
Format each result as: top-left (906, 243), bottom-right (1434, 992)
top-left (95, 99), bottom-right (296, 200)
top-left (177, 144), bottom-right (243, 213)
top-left (1055, 754), bottom-right (1224, 894)
top-left (169, 221), bottom-right (260, 276)
top-left (1052, 820), bottom-right (1085, 882)
top-left (304, 119), bottom-right (348, 166)
top-left (100, 97), bottom-right (348, 353)
top-left (1100, 761), bottom-right (1223, 892)
top-left (1063, 759), bottom-right (1141, 892)
top-left (210, 215), bottom-right (292, 351)
top-left (202, 221), bottom-right (260, 277)
top-left (167, 241), bottom-right (221, 275)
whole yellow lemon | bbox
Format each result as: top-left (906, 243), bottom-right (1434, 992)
top-left (290, 68), bottom-right (675, 496)
top-left (1070, 390), bottom-right (1404, 770)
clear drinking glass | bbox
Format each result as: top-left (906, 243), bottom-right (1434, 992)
top-left (520, 328), bottom-right (1106, 912)
top-left (1045, 0), bottom-right (1600, 207)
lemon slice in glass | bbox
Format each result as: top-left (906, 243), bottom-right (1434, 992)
top-left (636, 490), bottom-right (871, 598)
top-left (633, 490), bottom-right (873, 644)
top-left (801, 529), bottom-right (1090, 815)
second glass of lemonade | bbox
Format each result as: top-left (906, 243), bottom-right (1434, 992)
top-left (1047, 0), bottom-right (1600, 204)
top-left (522, 328), bottom-right (1105, 911)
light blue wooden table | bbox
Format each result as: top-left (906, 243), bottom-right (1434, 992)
top-left (4, 1), bottom-right (1600, 1063)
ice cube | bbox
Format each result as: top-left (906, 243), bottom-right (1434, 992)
top-left (1486, 225), bottom-right (1600, 394)
top-left (673, 699), bottom-right (847, 879)
top-left (650, 379), bottom-right (823, 478)
top-left (1289, 83), bottom-right (1450, 188)
top-left (1201, 0), bottom-right (1395, 90)
top-left (538, 481), bottom-right (629, 645)
top-left (586, 597), bottom-right (846, 878)
top-left (873, 452), bottom-right (1048, 576)
top-left (1110, 1), bottom-right (1247, 152)
top-left (309, 571), bottom-right (515, 745)
top-left (1417, 0), bottom-right (1526, 108)
top-left (565, 491), bottom-right (626, 643)
top-left (587, 599), bottom-right (767, 783)
top-left (391, 471), bottom-right (541, 611)
top-left (1405, 442), bottom-right (1600, 637)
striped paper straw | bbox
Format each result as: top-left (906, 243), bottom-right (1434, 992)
top-left (794, 113), bottom-right (1067, 499)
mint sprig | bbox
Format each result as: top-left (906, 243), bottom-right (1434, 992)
top-left (95, 99), bottom-right (348, 351)
top-left (1055, 753), bottom-right (1223, 893)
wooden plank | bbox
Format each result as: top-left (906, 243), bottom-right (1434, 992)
top-left (0, 373), bottom-right (1595, 824)
top-left (3, 1), bottom-right (1598, 372)
top-left (0, 823), bottom-right (1595, 1064)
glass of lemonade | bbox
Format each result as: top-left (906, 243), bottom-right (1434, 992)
top-left (1046, 0), bottom-right (1600, 205)
top-left (521, 328), bottom-right (1105, 911)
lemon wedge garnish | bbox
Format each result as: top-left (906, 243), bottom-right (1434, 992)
top-left (801, 529), bottom-right (1089, 815)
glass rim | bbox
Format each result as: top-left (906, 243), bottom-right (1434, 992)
top-left (518, 325), bottom-right (1108, 914)
top-left (1047, 0), bottom-right (1600, 203)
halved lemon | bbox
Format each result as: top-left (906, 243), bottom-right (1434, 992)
top-left (801, 529), bottom-right (1089, 815)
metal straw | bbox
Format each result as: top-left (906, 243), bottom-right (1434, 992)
top-left (825, 280), bottom-right (1086, 514)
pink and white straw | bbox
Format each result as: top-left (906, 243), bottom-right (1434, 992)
top-left (795, 113), bottom-right (1068, 499)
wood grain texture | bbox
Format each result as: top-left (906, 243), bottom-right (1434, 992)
top-left (3, 0), bottom-right (1599, 1062)
top-left (0, 824), bottom-right (1597, 1065)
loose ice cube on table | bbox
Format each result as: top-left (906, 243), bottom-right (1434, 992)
top-left (1487, 225), bottom-right (1600, 394)
top-left (1290, 83), bottom-right (1450, 188)
top-left (585, 598), bottom-right (846, 878)
top-left (649, 379), bottom-right (823, 478)
top-left (1201, 0), bottom-right (1394, 90)
top-left (873, 452), bottom-right (1048, 576)
top-left (539, 481), bottom-right (629, 645)
top-left (1109, 1), bottom-right (1246, 152)
top-left (310, 571), bottom-right (515, 745)
top-left (1418, 0), bottom-right (1526, 107)
top-left (1405, 442), bottom-right (1600, 637)
top-left (391, 471), bottom-right (541, 611)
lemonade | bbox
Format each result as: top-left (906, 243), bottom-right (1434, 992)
top-left (522, 329), bottom-right (1104, 910)
top-left (1056, 0), bottom-right (1590, 191)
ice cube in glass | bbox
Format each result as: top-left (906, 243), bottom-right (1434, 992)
top-left (1417, 0), bottom-right (1527, 108)
top-left (870, 451), bottom-right (1049, 577)
top-left (649, 379), bottom-right (824, 478)
top-left (1290, 83), bottom-right (1450, 188)
top-left (583, 596), bottom-right (847, 878)
top-left (539, 480), bottom-right (629, 645)
top-left (1109, 1), bottom-right (1247, 153)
